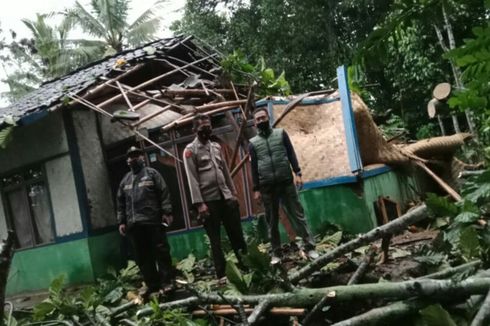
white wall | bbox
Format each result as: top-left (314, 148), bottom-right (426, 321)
top-left (45, 155), bottom-right (83, 236)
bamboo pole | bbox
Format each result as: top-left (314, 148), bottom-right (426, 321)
top-left (192, 307), bottom-right (304, 317)
top-left (97, 54), bottom-right (217, 108)
top-left (157, 56), bottom-right (217, 78)
top-left (130, 105), bottom-right (171, 128)
top-left (229, 84), bottom-right (255, 170)
top-left (116, 81), bottom-right (134, 110)
top-left (105, 82), bottom-right (189, 114)
top-left (414, 161), bottom-right (462, 201)
top-left (84, 63), bottom-right (144, 98)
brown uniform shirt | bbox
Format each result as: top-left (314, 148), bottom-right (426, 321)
top-left (183, 137), bottom-right (236, 204)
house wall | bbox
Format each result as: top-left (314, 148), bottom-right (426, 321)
top-left (0, 112), bottom-right (68, 172)
top-left (72, 109), bottom-right (116, 230)
top-left (45, 156), bottom-right (84, 236)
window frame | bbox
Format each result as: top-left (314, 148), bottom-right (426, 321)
top-left (0, 163), bottom-right (57, 250)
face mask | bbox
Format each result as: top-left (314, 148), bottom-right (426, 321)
top-left (197, 126), bottom-right (212, 140)
top-left (257, 121), bottom-right (270, 132)
top-left (129, 158), bottom-right (144, 172)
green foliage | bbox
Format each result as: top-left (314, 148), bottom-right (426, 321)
top-left (419, 304), bottom-right (457, 326)
top-left (221, 50), bottom-right (291, 96)
top-left (225, 244), bottom-right (286, 295)
top-left (379, 114), bottom-right (409, 139)
top-left (426, 169), bottom-right (490, 262)
top-left (446, 6), bottom-right (490, 144)
top-left (63, 0), bottom-right (166, 53)
top-left (139, 298), bottom-right (207, 326)
top-left (176, 253), bottom-right (197, 283)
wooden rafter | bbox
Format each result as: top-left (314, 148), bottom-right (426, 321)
top-left (68, 94), bottom-right (183, 163)
top-left (97, 54), bottom-right (218, 108)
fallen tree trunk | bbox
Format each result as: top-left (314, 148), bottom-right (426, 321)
top-left (347, 246), bottom-right (376, 285)
top-left (331, 299), bottom-right (431, 326)
top-left (471, 288), bottom-right (490, 326)
top-left (289, 204), bottom-right (428, 283)
top-left (0, 231), bottom-right (14, 325)
top-left (136, 276), bottom-right (490, 318)
top-left (332, 262), bottom-right (484, 326)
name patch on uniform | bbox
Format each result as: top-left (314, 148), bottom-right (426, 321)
top-left (138, 181), bottom-right (154, 187)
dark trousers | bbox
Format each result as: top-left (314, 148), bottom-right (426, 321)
top-left (203, 199), bottom-right (247, 278)
top-left (128, 224), bottom-right (174, 289)
top-left (261, 181), bottom-right (314, 254)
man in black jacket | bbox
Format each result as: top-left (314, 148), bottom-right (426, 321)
top-left (117, 146), bottom-right (174, 296)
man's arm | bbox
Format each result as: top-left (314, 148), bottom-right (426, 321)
top-left (116, 180), bottom-right (127, 225)
top-left (283, 130), bottom-right (301, 175)
top-left (153, 171), bottom-right (172, 215)
top-left (248, 142), bottom-right (260, 191)
top-left (183, 147), bottom-right (204, 204)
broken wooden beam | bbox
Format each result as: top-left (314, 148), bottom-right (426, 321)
top-left (97, 54), bottom-right (218, 108)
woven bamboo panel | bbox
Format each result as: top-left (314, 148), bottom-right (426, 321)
top-left (273, 101), bottom-right (351, 182)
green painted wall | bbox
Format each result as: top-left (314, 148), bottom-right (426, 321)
top-left (7, 232), bottom-right (123, 296)
top-left (88, 231), bottom-right (123, 277)
top-left (7, 238), bottom-right (94, 295)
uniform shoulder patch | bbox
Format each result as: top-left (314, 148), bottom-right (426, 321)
top-left (184, 148), bottom-right (193, 158)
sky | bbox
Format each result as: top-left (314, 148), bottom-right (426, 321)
top-left (0, 0), bottom-right (184, 106)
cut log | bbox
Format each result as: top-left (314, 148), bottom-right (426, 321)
top-left (433, 82), bottom-right (452, 101)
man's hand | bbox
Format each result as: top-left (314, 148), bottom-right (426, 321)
top-left (198, 203), bottom-right (209, 215)
top-left (295, 174), bottom-right (304, 189)
top-left (162, 214), bottom-right (174, 227)
top-left (254, 191), bottom-right (261, 202)
top-left (118, 224), bottom-right (127, 236)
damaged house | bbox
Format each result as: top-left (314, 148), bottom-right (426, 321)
top-left (0, 36), bottom-right (428, 296)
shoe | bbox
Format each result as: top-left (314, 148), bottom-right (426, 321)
top-left (270, 255), bottom-right (281, 265)
top-left (307, 250), bottom-right (319, 260)
top-left (160, 283), bottom-right (175, 295)
top-left (218, 276), bottom-right (227, 286)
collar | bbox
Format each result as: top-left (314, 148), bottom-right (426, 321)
top-left (258, 127), bottom-right (272, 137)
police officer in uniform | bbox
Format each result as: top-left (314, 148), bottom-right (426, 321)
top-left (183, 114), bottom-right (247, 282)
top-left (249, 107), bottom-right (318, 264)
top-left (117, 146), bottom-right (175, 297)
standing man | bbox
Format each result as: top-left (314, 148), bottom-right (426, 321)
top-left (183, 114), bottom-right (247, 283)
top-left (117, 146), bottom-right (175, 297)
top-left (249, 107), bottom-right (318, 264)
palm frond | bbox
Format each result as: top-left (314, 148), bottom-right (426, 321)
top-left (64, 1), bottom-right (107, 39)
top-left (125, 17), bottom-right (161, 47)
top-left (127, 0), bottom-right (166, 31)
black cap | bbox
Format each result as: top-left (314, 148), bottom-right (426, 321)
top-left (126, 146), bottom-right (144, 157)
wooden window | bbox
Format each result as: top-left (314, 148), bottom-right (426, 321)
top-left (1, 166), bottom-right (55, 249)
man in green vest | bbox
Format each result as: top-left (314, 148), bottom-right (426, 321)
top-left (249, 107), bottom-right (318, 264)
